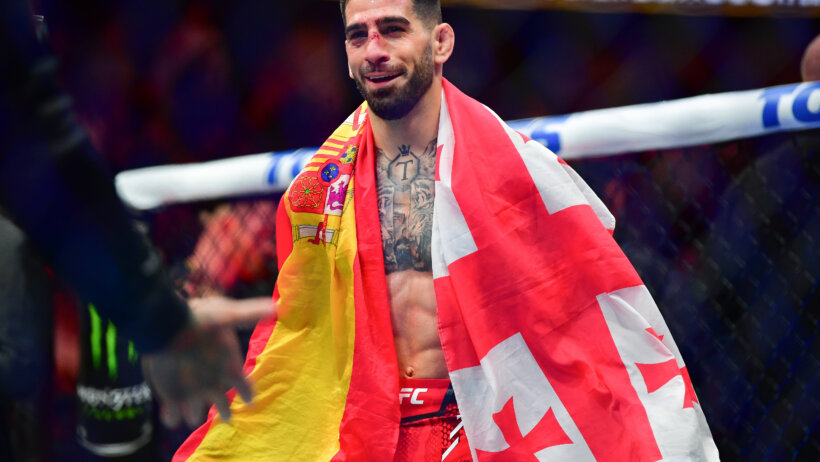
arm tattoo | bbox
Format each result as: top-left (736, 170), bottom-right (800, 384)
top-left (376, 139), bottom-right (437, 274)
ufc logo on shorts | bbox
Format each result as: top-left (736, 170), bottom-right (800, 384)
top-left (399, 388), bottom-right (428, 405)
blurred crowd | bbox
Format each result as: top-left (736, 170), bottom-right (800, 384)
top-left (36, 0), bottom-right (815, 172)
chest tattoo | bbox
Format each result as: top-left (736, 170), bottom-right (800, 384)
top-left (376, 139), bottom-right (437, 274)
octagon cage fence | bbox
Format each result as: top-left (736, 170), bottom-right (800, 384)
top-left (114, 82), bottom-right (820, 461)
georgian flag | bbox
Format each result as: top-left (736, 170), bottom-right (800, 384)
top-left (432, 80), bottom-right (719, 461)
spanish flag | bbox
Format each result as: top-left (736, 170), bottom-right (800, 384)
top-left (176, 80), bottom-right (718, 461)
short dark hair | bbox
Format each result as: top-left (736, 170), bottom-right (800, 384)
top-left (340, 0), bottom-right (442, 29)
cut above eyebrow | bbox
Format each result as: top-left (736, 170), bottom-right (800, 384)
top-left (345, 16), bottom-right (411, 37)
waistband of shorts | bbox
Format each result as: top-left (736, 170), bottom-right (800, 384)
top-left (399, 378), bottom-right (456, 422)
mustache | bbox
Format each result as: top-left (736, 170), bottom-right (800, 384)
top-left (358, 64), bottom-right (405, 75)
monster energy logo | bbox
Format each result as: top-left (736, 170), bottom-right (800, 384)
top-left (88, 304), bottom-right (139, 381)
top-left (77, 382), bottom-right (152, 423)
top-left (77, 383), bottom-right (152, 410)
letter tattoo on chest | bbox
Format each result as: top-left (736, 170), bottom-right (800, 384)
top-left (376, 139), bottom-right (437, 274)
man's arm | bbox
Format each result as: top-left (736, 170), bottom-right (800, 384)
top-left (0, 2), bottom-right (189, 352)
top-left (142, 297), bottom-right (273, 426)
top-left (0, 1), bottom-right (272, 425)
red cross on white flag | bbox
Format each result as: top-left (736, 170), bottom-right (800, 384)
top-left (450, 333), bottom-right (596, 461)
top-left (596, 285), bottom-right (718, 460)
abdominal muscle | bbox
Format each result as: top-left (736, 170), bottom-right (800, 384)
top-left (386, 270), bottom-right (449, 379)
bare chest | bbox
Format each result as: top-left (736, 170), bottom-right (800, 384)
top-left (375, 139), bottom-right (447, 378)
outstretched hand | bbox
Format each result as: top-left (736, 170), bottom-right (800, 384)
top-left (142, 296), bottom-right (274, 428)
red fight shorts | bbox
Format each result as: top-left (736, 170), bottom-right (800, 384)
top-left (395, 378), bottom-right (472, 462)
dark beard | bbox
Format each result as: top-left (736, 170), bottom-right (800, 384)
top-left (353, 44), bottom-right (434, 121)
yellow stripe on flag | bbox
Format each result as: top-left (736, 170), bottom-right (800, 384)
top-left (185, 122), bottom-right (361, 461)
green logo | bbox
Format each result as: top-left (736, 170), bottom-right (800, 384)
top-left (88, 304), bottom-right (139, 381)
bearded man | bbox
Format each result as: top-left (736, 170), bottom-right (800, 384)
top-left (176, 1), bottom-right (719, 461)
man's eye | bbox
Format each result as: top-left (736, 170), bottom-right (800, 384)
top-left (348, 31), bottom-right (366, 41)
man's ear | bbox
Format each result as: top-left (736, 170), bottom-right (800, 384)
top-left (432, 23), bottom-right (454, 66)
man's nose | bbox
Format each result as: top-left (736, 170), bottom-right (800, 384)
top-left (364, 32), bottom-right (389, 64)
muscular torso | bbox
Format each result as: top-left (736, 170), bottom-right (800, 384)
top-left (376, 139), bottom-right (448, 379)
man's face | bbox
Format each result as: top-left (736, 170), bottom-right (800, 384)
top-left (344, 0), bottom-right (435, 120)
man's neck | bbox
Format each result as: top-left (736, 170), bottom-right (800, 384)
top-left (369, 78), bottom-right (442, 152)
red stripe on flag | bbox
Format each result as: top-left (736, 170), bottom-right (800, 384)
top-left (442, 220), bottom-right (643, 357)
top-left (331, 120), bottom-right (400, 461)
top-left (308, 153), bottom-right (345, 164)
top-left (173, 417), bottom-right (214, 461)
top-left (434, 276), bottom-right (480, 371)
top-left (319, 144), bottom-right (345, 153)
top-left (438, 81), bottom-right (662, 461)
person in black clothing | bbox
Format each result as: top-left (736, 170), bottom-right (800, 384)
top-left (0, 0), bottom-right (270, 432)
top-left (0, 214), bottom-right (54, 462)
